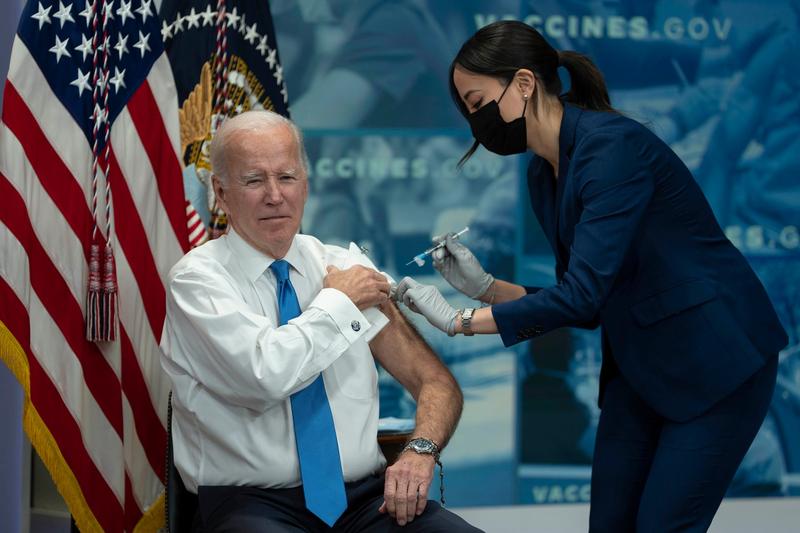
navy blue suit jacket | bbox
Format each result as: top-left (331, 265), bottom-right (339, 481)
top-left (492, 104), bottom-right (787, 422)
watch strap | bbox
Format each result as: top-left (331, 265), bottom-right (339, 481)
top-left (403, 437), bottom-right (440, 459)
top-left (460, 308), bottom-right (475, 336)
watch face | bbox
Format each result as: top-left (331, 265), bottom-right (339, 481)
top-left (412, 439), bottom-right (435, 453)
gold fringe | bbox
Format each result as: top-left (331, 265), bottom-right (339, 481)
top-left (2, 320), bottom-right (165, 532)
top-left (134, 491), bottom-right (165, 533)
top-left (1, 320), bottom-right (103, 532)
top-left (24, 404), bottom-right (104, 532)
top-left (0, 319), bottom-right (30, 390)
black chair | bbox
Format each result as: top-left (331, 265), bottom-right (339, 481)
top-left (165, 392), bottom-right (197, 533)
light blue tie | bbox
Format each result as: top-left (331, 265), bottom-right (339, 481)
top-left (269, 259), bottom-right (347, 527)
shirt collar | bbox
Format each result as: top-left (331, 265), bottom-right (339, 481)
top-left (225, 228), bottom-right (308, 282)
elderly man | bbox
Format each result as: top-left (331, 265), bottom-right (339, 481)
top-left (160, 110), bottom-right (480, 532)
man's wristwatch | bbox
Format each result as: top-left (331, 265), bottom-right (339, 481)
top-left (460, 308), bottom-right (475, 336)
top-left (402, 437), bottom-right (440, 460)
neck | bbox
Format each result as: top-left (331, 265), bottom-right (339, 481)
top-left (526, 98), bottom-right (563, 177)
top-left (230, 224), bottom-right (293, 259)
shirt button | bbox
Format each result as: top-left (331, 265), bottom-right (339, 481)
top-left (351, 320), bottom-right (361, 332)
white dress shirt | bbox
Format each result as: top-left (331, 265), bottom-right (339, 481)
top-left (160, 229), bottom-right (391, 493)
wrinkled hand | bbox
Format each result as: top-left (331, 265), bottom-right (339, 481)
top-left (431, 233), bottom-right (494, 299)
top-left (395, 277), bottom-right (458, 336)
top-left (379, 451), bottom-right (435, 526)
top-left (324, 265), bottom-right (390, 310)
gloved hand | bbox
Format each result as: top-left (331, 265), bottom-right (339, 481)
top-left (431, 233), bottom-right (494, 299)
top-left (395, 277), bottom-right (459, 336)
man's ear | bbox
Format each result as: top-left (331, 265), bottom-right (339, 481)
top-left (212, 175), bottom-right (227, 212)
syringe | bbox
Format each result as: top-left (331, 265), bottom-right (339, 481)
top-left (406, 226), bottom-right (470, 267)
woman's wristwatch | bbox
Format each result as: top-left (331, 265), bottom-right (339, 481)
top-left (460, 308), bottom-right (475, 336)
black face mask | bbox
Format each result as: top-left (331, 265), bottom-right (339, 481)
top-left (466, 83), bottom-right (528, 156)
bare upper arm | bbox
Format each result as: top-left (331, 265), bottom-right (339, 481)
top-left (368, 300), bottom-right (453, 399)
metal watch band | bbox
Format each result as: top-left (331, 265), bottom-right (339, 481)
top-left (402, 437), bottom-right (440, 459)
top-left (460, 307), bottom-right (475, 336)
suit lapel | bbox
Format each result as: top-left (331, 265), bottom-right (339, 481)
top-left (553, 104), bottom-right (582, 265)
top-left (527, 156), bottom-right (561, 259)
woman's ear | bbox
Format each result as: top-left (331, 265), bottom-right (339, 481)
top-left (514, 68), bottom-right (536, 97)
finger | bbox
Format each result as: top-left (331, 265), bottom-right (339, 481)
top-left (431, 233), bottom-right (447, 245)
top-left (400, 288), bottom-right (420, 313)
top-left (377, 280), bottom-right (392, 296)
top-left (394, 280), bottom-right (409, 303)
top-left (444, 234), bottom-right (466, 255)
top-left (373, 271), bottom-right (391, 286)
top-left (401, 289), bottom-right (416, 311)
top-left (384, 473), bottom-right (397, 519)
top-left (416, 481), bottom-right (430, 516)
top-left (326, 265), bottom-right (340, 273)
top-left (378, 501), bottom-right (387, 514)
top-left (394, 477), bottom-right (409, 526)
top-left (368, 293), bottom-right (390, 309)
top-left (431, 247), bottom-right (449, 264)
top-left (404, 481), bottom-right (418, 524)
top-left (395, 277), bottom-right (417, 302)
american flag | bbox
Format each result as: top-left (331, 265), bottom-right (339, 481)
top-left (0, 0), bottom-right (189, 531)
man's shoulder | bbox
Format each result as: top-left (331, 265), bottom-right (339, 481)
top-left (295, 233), bottom-right (327, 253)
top-left (169, 236), bottom-right (232, 281)
top-left (296, 233), bottom-right (352, 262)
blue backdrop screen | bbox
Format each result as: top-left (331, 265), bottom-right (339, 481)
top-left (273, 0), bottom-right (800, 506)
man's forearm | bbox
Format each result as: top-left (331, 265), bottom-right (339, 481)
top-left (411, 372), bottom-right (462, 449)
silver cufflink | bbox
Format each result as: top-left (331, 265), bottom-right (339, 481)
top-left (351, 320), bottom-right (361, 332)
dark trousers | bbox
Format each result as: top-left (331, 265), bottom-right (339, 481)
top-left (193, 473), bottom-right (482, 533)
top-left (589, 354), bottom-right (778, 532)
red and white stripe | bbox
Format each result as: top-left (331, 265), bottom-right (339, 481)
top-left (1, 33), bottom-right (189, 532)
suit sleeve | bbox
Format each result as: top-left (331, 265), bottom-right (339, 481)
top-left (493, 131), bottom-right (656, 346)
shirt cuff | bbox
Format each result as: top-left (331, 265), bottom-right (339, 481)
top-left (309, 288), bottom-right (373, 344)
top-left (361, 307), bottom-right (389, 343)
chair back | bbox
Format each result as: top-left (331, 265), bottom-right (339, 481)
top-left (166, 392), bottom-right (198, 533)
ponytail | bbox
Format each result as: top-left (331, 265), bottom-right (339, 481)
top-left (449, 21), bottom-right (617, 164)
top-left (557, 51), bottom-right (613, 112)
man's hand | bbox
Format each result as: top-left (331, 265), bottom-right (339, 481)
top-left (379, 450), bottom-right (436, 525)
top-left (395, 277), bottom-right (459, 335)
top-left (324, 265), bottom-right (391, 310)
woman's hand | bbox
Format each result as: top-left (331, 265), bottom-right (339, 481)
top-left (431, 233), bottom-right (494, 300)
top-left (395, 277), bottom-right (459, 336)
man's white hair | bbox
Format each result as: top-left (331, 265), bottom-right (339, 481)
top-left (209, 110), bottom-right (310, 182)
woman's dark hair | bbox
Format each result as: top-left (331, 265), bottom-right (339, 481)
top-left (449, 20), bottom-right (614, 164)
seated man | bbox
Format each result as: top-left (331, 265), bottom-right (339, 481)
top-left (160, 110), bottom-right (480, 532)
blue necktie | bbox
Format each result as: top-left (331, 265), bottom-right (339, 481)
top-left (269, 260), bottom-right (347, 526)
